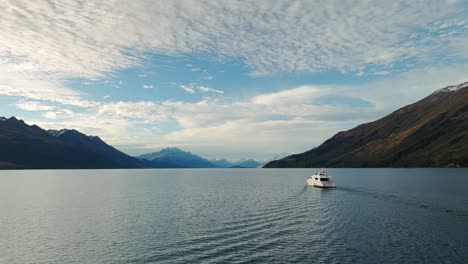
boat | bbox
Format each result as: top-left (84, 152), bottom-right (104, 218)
top-left (306, 170), bottom-right (336, 188)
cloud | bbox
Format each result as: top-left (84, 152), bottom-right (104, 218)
top-left (197, 86), bottom-right (224, 94)
top-left (179, 83), bottom-right (223, 94)
top-left (180, 85), bottom-right (196, 94)
top-left (143, 84), bottom-right (154, 89)
top-left (0, 73), bottom-right (98, 108)
top-left (251, 86), bottom-right (324, 105)
top-left (97, 101), bottom-right (168, 122)
top-left (42, 112), bottom-right (58, 119)
top-left (15, 100), bottom-right (56, 111)
top-left (0, 0), bottom-right (466, 85)
top-left (41, 109), bottom-right (75, 120)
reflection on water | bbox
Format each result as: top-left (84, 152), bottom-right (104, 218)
top-left (1, 168), bottom-right (468, 263)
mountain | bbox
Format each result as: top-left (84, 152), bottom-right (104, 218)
top-left (138, 148), bottom-right (217, 168)
top-left (210, 158), bottom-right (233, 168)
top-left (264, 81), bottom-right (468, 168)
top-left (210, 158), bottom-right (264, 168)
top-left (231, 159), bottom-right (264, 168)
top-left (0, 117), bottom-right (145, 169)
top-left (138, 149), bottom-right (265, 168)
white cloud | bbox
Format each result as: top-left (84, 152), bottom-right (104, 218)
top-left (180, 85), bottom-right (196, 94)
top-left (41, 109), bottom-right (75, 120)
top-left (15, 100), bottom-right (55, 111)
top-left (0, 73), bottom-right (98, 108)
top-left (97, 101), bottom-right (168, 122)
top-left (251, 86), bottom-right (324, 105)
top-left (42, 112), bottom-right (58, 119)
top-left (197, 86), bottom-right (224, 94)
top-left (0, 0), bottom-right (465, 85)
top-left (374, 71), bottom-right (391, 76)
top-left (179, 83), bottom-right (223, 95)
top-left (143, 85), bottom-right (154, 89)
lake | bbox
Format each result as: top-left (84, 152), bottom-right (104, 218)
top-left (1, 168), bottom-right (468, 263)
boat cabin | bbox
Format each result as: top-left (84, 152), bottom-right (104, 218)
top-left (315, 177), bottom-right (329, 181)
top-left (314, 171), bottom-right (329, 180)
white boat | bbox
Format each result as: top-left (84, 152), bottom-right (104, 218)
top-left (306, 170), bottom-right (336, 188)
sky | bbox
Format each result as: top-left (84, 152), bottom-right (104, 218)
top-left (0, 0), bottom-right (468, 161)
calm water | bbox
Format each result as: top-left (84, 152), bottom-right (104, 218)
top-left (1, 168), bottom-right (468, 263)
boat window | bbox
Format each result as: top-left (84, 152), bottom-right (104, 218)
top-left (320, 178), bottom-right (329, 181)
top-left (315, 178), bottom-right (318, 180)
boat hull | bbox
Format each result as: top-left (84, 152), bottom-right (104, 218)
top-left (306, 179), bottom-right (336, 188)
top-left (311, 184), bottom-right (336, 188)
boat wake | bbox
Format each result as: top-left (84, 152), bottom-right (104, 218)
top-left (337, 186), bottom-right (468, 217)
top-left (139, 184), bottom-right (468, 264)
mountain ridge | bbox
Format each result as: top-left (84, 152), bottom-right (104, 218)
top-left (0, 117), bottom-right (145, 169)
top-left (264, 81), bottom-right (468, 168)
top-left (138, 148), bottom-right (265, 168)
top-left (138, 147), bottom-right (217, 168)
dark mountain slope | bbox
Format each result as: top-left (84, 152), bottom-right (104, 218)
top-left (47, 129), bottom-right (145, 168)
top-left (264, 81), bottom-right (468, 168)
top-left (0, 117), bottom-right (144, 169)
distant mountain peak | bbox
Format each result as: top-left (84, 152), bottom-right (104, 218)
top-left (233, 159), bottom-right (264, 168)
top-left (0, 117), bottom-right (6, 121)
top-left (139, 147), bottom-right (189, 158)
top-left (1, 116), bottom-right (29, 127)
top-left (5, 116), bottom-right (21, 122)
top-left (209, 158), bottom-right (233, 168)
top-left (161, 147), bottom-right (186, 152)
top-left (48, 129), bottom-right (73, 137)
top-left (433, 81), bottom-right (468, 95)
top-left (137, 147), bottom-right (216, 168)
top-left (47, 128), bottom-right (100, 141)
